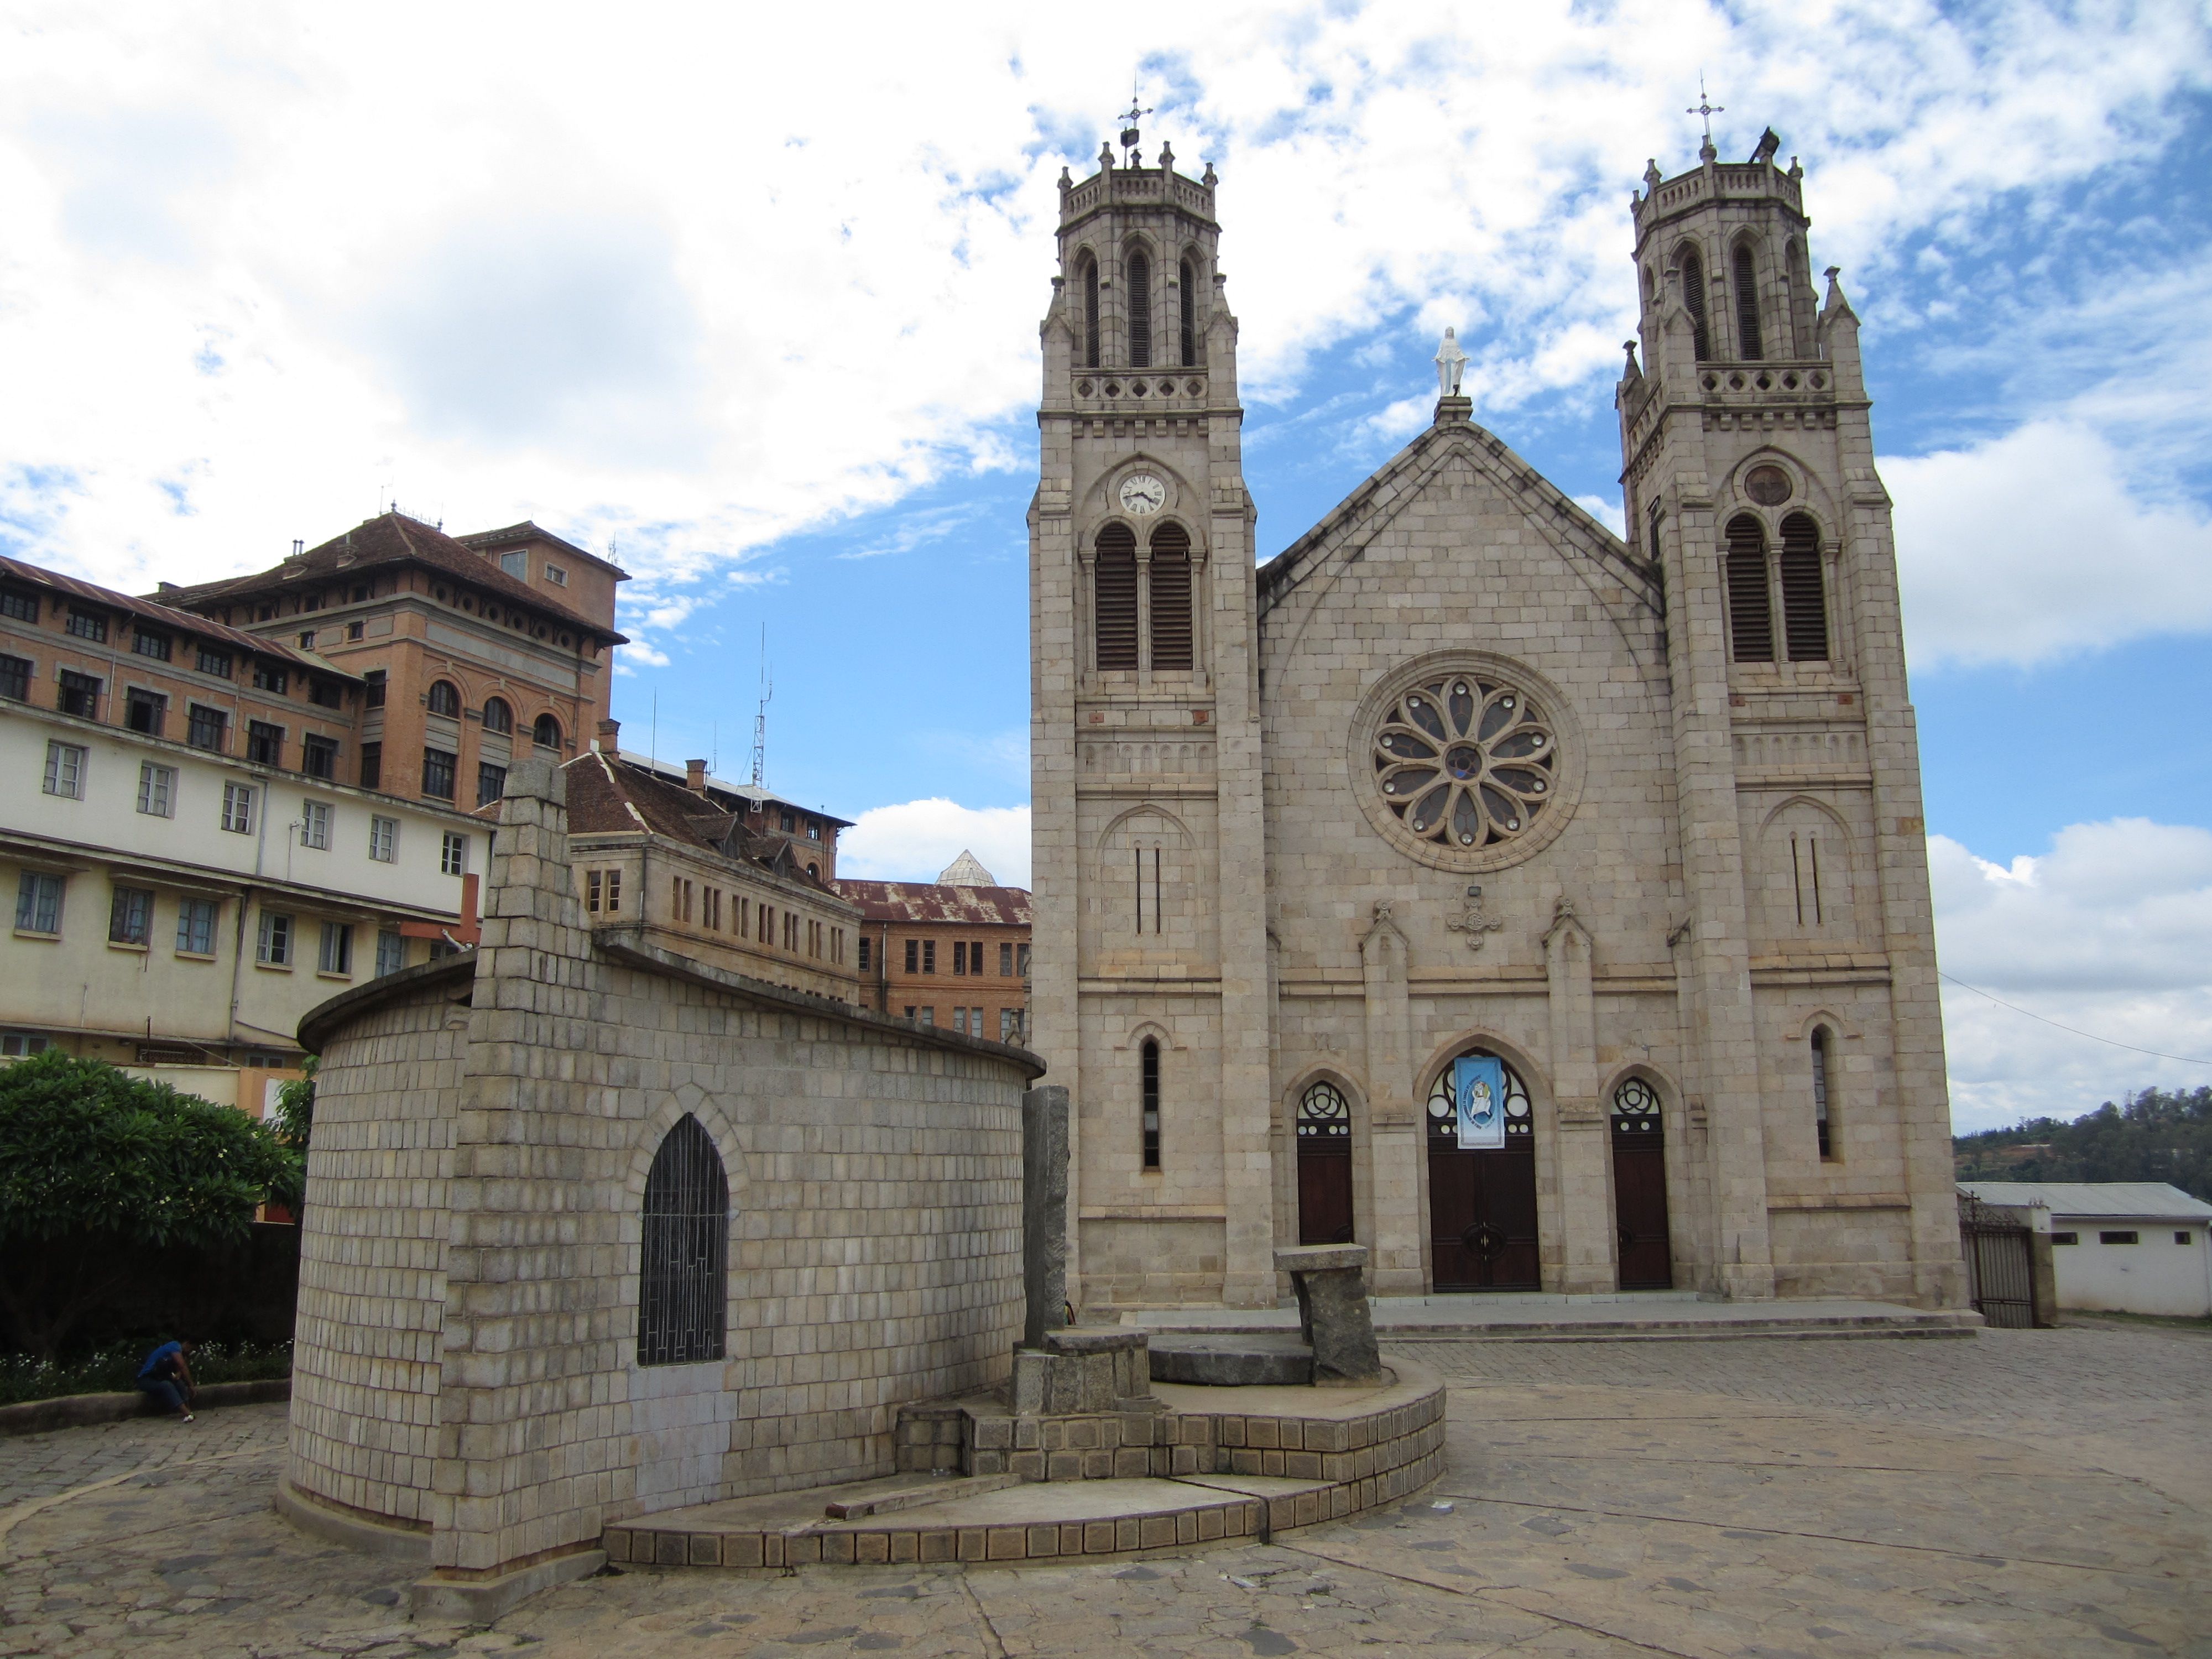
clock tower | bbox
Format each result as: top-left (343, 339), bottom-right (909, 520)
top-left (1028, 129), bottom-right (1276, 1308)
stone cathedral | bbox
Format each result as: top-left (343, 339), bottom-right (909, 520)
top-left (1027, 127), bottom-right (1966, 1312)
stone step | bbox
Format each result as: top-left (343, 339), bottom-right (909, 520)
top-left (822, 1472), bottom-right (1016, 1519)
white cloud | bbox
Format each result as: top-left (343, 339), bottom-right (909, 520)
top-left (1887, 421), bottom-right (2212, 669)
top-left (0, 2), bottom-right (2203, 602)
top-left (838, 799), bottom-right (1032, 889)
top-left (1931, 821), bottom-right (2212, 1131)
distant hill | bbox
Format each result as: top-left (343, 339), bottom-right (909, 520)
top-left (1954, 1087), bottom-right (2212, 1202)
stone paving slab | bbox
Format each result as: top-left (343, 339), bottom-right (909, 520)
top-left (1130, 1294), bottom-right (1980, 1338)
top-left (2, 1327), bottom-right (2208, 1656)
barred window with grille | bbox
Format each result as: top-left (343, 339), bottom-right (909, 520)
top-left (638, 1114), bottom-right (728, 1366)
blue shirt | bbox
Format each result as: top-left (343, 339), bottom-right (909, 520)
top-left (137, 1341), bottom-right (182, 1383)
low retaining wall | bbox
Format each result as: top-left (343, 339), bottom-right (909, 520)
top-left (0, 1378), bottom-right (291, 1438)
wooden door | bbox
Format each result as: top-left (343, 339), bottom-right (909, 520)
top-left (1610, 1077), bottom-right (1672, 1290)
top-left (1296, 1080), bottom-right (1356, 1245)
top-left (1425, 1052), bottom-right (1541, 1291)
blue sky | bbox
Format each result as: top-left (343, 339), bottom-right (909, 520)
top-left (2, 2), bottom-right (2210, 1128)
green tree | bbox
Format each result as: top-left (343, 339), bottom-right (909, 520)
top-left (0, 1052), bottom-right (302, 1358)
top-left (1955, 1087), bottom-right (2212, 1201)
top-left (271, 1057), bottom-right (315, 1152)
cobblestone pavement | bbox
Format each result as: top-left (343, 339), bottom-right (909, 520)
top-left (2, 1324), bottom-right (2206, 1658)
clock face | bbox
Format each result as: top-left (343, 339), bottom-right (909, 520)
top-left (1118, 473), bottom-right (1167, 516)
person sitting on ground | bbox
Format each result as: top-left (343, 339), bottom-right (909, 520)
top-left (137, 1338), bottom-right (198, 1423)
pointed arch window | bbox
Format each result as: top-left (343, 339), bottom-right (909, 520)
top-left (1778, 513), bottom-right (1828, 661)
top-left (1148, 523), bottom-right (1192, 671)
top-left (1093, 524), bottom-right (1139, 670)
top-left (1081, 255), bottom-right (1100, 369)
top-left (1680, 249), bottom-right (1711, 361)
top-left (1178, 258), bottom-right (1197, 366)
top-left (639, 1113), bottom-right (727, 1366)
top-left (1724, 515), bottom-right (1774, 662)
top-left (1127, 250), bottom-right (1152, 368)
top-left (1811, 1027), bottom-right (1836, 1160)
top-left (1733, 244), bottom-right (1764, 361)
top-left (1141, 1037), bottom-right (1162, 1169)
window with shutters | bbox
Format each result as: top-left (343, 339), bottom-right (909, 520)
top-left (638, 1114), bottom-right (728, 1366)
top-left (304, 734), bottom-right (338, 780)
top-left (1724, 515), bottom-right (1775, 662)
top-left (1093, 524), bottom-right (1139, 670)
top-left (247, 721), bottom-right (284, 767)
top-left (1126, 249), bottom-right (1152, 367)
top-left (126, 687), bottom-right (167, 736)
top-left (1178, 257), bottom-right (1197, 366)
top-left (1733, 243), bottom-right (1763, 360)
top-left (1148, 523), bottom-right (1192, 671)
top-left (57, 669), bottom-right (101, 719)
top-left (1679, 248), bottom-right (1711, 361)
top-left (1778, 514), bottom-right (1828, 661)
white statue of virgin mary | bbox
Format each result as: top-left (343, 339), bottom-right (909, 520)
top-left (1434, 327), bottom-right (1469, 397)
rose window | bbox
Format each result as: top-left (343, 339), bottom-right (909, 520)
top-left (1371, 675), bottom-right (1559, 851)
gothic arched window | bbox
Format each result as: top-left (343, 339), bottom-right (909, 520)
top-left (1148, 523), bottom-right (1192, 672)
top-left (1778, 514), bottom-right (1828, 662)
top-left (1080, 255), bottom-right (1100, 369)
top-left (482, 696), bottom-right (513, 735)
top-left (1127, 249), bottom-right (1152, 368)
top-left (1811, 1026), bottom-right (1836, 1160)
top-left (1141, 1038), bottom-right (1162, 1170)
top-left (639, 1114), bottom-right (728, 1366)
top-left (1724, 515), bottom-right (1774, 662)
top-left (1733, 244), bottom-right (1764, 361)
top-left (1178, 257), bottom-right (1197, 366)
top-left (1093, 524), bottom-right (1139, 670)
top-left (1679, 249), bottom-right (1711, 361)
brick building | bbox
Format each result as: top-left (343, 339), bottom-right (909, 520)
top-left (563, 731), bottom-right (862, 1003)
top-left (839, 851), bottom-right (1032, 1041)
top-left (0, 554), bottom-right (487, 1077)
top-left (158, 512), bottom-right (627, 812)
top-left (1029, 127), bottom-right (1964, 1310)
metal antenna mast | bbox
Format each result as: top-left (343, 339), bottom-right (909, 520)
top-left (750, 626), bottom-right (772, 789)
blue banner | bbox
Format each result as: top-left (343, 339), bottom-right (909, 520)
top-left (1454, 1055), bottom-right (1507, 1150)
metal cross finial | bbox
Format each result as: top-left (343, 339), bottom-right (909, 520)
top-left (1687, 76), bottom-right (1724, 141)
top-left (1119, 80), bottom-right (1152, 166)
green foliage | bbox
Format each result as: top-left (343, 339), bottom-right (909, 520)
top-left (271, 1056), bottom-right (316, 1153)
top-left (0, 1339), bottom-right (293, 1406)
top-left (0, 1051), bottom-right (302, 1246)
top-left (1955, 1087), bottom-right (2212, 1202)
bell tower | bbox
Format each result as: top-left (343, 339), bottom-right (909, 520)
top-left (1028, 122), bottom-right (1276, 1308)
top-left (1616, 126), bottom-right (1963, 1306)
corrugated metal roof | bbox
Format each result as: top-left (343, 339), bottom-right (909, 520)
top-left (1960, 1181), bottom-right (2212, 1220)
top-left (837, 880), bottom-right (1032, 926)
top-left (1, 554), bottom-right (348, 675)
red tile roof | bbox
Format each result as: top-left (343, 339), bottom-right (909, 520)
top-left (153, 512), bottom-right (625, 644)
top-left (0, 553), bottom-right (351, 676)
top-left (458, 520), bottom-right (630, 580)
top-left (563, 750), bottom-right (841, 893)
top-left (836, 880), bottom-right (1032, 926)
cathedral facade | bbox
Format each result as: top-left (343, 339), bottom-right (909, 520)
top-left (1027, 131), bottom-right (1966, 1311)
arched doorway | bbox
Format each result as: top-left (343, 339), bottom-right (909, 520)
top-left (1296, 1080), bottom-right (1355, 1245)
top-left (1610, 1076), bottom-right (1673, 1290)
top-left (1425, 1051), bottom-right (1539, 1290)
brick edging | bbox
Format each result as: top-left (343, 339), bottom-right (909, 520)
top-left (0, 1377), bottom-right (291, 1438)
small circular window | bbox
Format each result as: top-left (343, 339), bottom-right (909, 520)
top-left (1351, 655), bottom-right (1581, 872)
top-left (1744, 464), bottom-right (1793, 505)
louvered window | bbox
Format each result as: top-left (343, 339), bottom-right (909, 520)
top-left (1081, 257), bottom-right (1099, 368)
top-left (1148, 523), bottom-right (1193, 671)
top-left (1724, 515), bottom-right (1773, 662)
top-left (1733, 245), bottom-right (1763, 360)
top-left (1178, 258), bottom-right (1196, 366)
top-left (638, 1114), bottom-right (728, 1366)
top-left (1778, 513), bottom-right (1828, 661)
top-left (1681, 250), bottom-right (1711, 361)
top-left (1127, 251), bottom-right (1152, 368)
top-left (1094, 524), bottom-right (1139, 670)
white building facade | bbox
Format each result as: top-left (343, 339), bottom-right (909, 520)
top-left (1963, 1182), bottom-right (2212, 1318)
